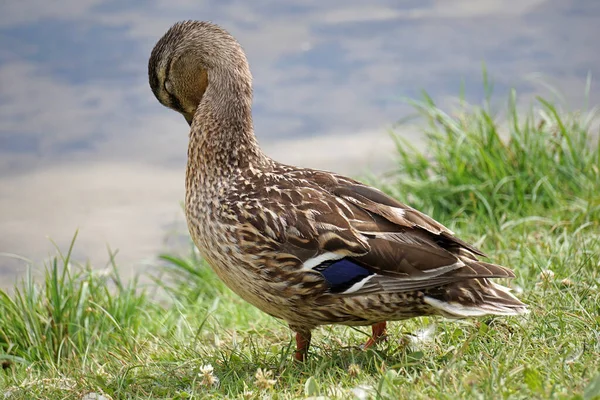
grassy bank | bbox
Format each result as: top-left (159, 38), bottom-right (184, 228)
top-left (1, 90), bottom-right (599, 399)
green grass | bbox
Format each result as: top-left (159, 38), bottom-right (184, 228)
top-left (1, 89), bottom-right (599, 399)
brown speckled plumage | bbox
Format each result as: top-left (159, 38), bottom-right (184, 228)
top-left (148, 21), bottom-right (528, 360)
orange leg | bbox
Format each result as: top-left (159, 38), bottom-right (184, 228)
top-left (362, 321), bottom-right (387, 349)
top-left (294, 331), bottom-right (312, 361)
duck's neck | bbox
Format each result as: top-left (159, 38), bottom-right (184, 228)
top-left (188, 67), bottom-right (267, 179)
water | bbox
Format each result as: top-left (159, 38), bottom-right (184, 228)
top-left (1, 0), bottom-right (599, 286)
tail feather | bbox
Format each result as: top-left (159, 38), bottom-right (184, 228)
top-left (424, 278), bottom-right (528, 318)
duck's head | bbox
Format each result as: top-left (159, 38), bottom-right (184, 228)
top-left (148, 21), bottom-right (252, 126)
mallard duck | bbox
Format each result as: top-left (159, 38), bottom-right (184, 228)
top-left (148, 21), bottom-right (528, 361)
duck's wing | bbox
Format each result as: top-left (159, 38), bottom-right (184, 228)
top-left (253, 174), bottom-right (515, 297)
top-left (324, 182), bottom-right (515, 295)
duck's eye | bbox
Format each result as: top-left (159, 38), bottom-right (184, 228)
top-left (164, 80), bottom-right (174, 94)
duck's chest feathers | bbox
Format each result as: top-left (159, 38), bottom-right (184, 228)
top-left (184, 172), bottom-right (301, 320)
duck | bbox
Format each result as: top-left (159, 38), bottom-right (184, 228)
top-left (148, 20), bottom-right (528, 361)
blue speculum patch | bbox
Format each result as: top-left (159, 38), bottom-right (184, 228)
top-left (314, 258), bottom-right (373, 293)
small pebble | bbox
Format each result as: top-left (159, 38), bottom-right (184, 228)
top-left (81, 394), bottom-right (111, 400)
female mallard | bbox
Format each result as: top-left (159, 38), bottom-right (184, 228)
top-left (148, 21), bottom-right (527, 361)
